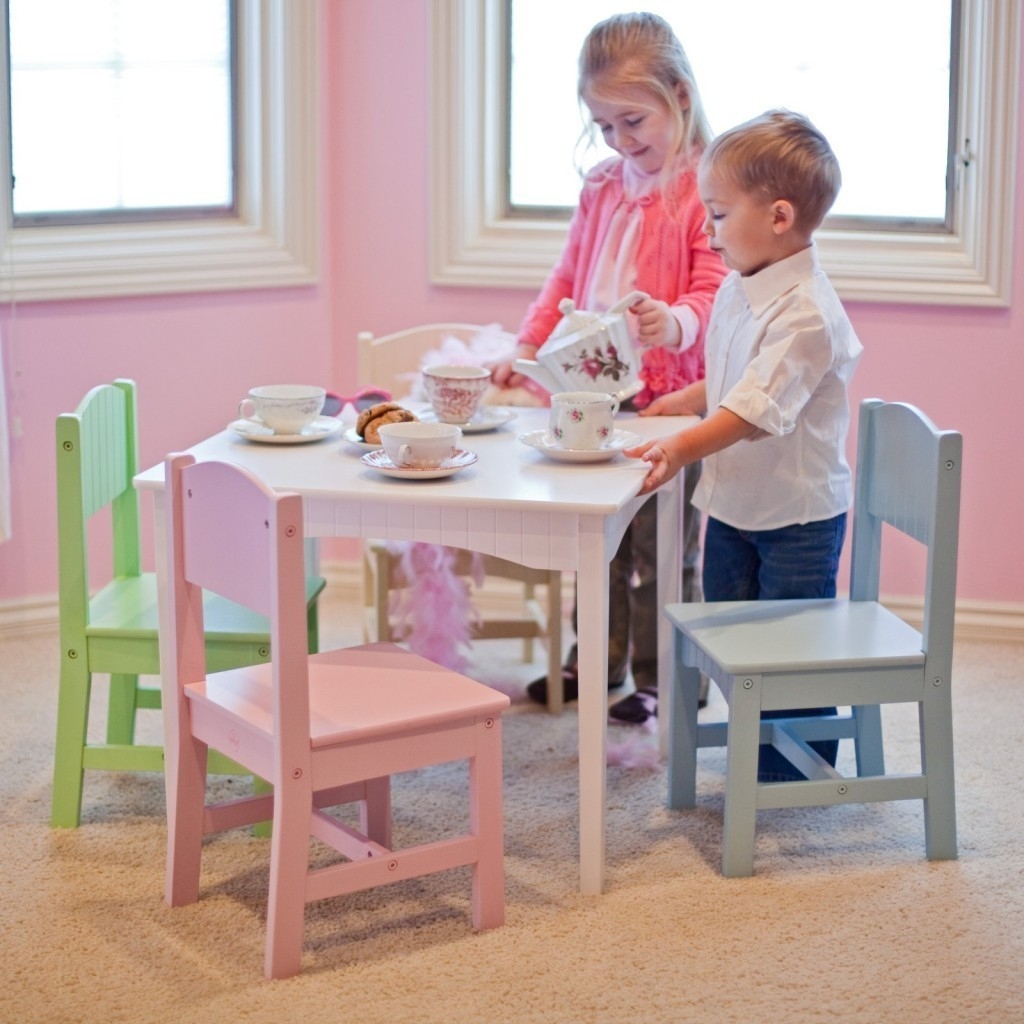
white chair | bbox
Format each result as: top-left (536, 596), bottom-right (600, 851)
top-left (358, 324), bottom-right (565, 710)
top-left (162, 453), bottom-right (509, 978)
top-left (665, 399), bottom-right (962, 876)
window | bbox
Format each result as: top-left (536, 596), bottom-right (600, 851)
top-left (0, 0), bottom-right (318, 300)
top-left (508, 1), bottom-right (952, 226)
top-left (430, 0), bottom-right (1020, 307)
top-left (9, 0), bottom-right (234, 224)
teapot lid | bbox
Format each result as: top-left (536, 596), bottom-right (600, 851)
top-left (546, 297), bottom-right (601, 343)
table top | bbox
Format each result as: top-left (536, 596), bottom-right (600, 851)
top-left (135, 405), bottom-right (695, 517)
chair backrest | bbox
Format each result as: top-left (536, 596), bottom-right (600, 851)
top-left (165, 454), bottom-right (312, 768)
top-left (357, 324), bottom-right (516, 397)
top-left (850, 398), bottom-right (963, 674)
top-left (56, 379), bottom-right (142, 632)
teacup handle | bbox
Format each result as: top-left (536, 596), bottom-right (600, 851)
top-left (239, 398), bottom-right (256, 420)
top-left (609, 397), bottom-right (620, 417)
top-left (397, 443), bottom-right (413, 466)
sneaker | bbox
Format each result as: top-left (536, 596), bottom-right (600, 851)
top-left (526, 670), bottom-right (624, 705)
top-left (608, 688), bottom-right (658, 724)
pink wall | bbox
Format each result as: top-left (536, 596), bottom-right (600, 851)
top-left (1, 2), bottom-right (1021, 609)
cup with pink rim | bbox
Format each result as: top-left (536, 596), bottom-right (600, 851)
top-left (422, 364), bottom-right (492, 424)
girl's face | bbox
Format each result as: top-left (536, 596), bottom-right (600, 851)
top-left (583, 82), bottom-right (684, 176)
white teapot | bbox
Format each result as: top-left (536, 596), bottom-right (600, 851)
top-left (513, 290), bottom-right (647, 403)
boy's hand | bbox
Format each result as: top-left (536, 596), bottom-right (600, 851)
top-left (630, 296), bottom-right (680, 347)
top-left (624, 439), bottom-right (676, 495)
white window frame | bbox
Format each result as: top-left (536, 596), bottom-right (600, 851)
top-left (0, 0), bottom-right (318, 302)
top-left (430, 0), bottom-right (1020, 307)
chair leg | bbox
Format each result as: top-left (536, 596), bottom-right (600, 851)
top-left (468, 716), bottom-right (506, 930)
top-left (521, 581), bottom-right (536, 663)
top-left (51, 659), bottom-right (91, 828)
top-left (164, 732), bottom-right (209, 908)
top-left (545, 571), bottom-right (564, 714)
top-left (106, 672), bottom-right (140, 744)
top-left (721, 674), bottom-right (762, 878)
top-left (306, 602), bottom-right (320, 655)
top-left (360, 776), bottom-right (392, 848)
top-left (853, 704), bottom-right (885, 776)
top-left (667, 647), bottom-right (700, 810)
top-left (920, 688), bottom-right (958, 860)
top-left (264, 773), bottom-right (315, 980)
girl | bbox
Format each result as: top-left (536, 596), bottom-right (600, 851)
top-left (494, 11), bottom-right (727, 722)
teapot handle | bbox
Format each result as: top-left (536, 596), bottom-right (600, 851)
top-left (608, 290), bottom-right (649, 316)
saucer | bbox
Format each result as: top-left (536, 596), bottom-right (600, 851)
top-left (229, 416), bottom-right (343, 444)
top-left (518, 429), bottom-right (642, 464)
top-left (342, 426), bottom-right (382, 451)
top-left (360, 448), bottom-right (478, 480)
top-left (417, 406), bottom-right (517, 433)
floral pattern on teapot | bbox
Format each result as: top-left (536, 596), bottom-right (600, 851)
top-left (560, 340), bottom-right (631, 384)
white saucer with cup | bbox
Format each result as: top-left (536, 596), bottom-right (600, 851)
top-left (377, 421), bottom-right (463, 469)
top-left (548, 391), bottom-right (619, 450)
top-left (238, 384), bottom-right (326, 436)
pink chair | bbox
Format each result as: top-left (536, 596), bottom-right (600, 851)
top-left (162, 453), bottom-right (510, 979)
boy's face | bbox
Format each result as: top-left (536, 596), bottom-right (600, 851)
top-left (698, 165), bottom-right (782, 276)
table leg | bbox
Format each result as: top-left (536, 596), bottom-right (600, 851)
top-left (655, 482), bottom-right (683, 755)
top-left (574, 516), bottom-right (611, 895)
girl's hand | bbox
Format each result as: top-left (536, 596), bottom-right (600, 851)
top-left (490, 344), bottom-right (537, 388)
top-left (639, 380), bottom-right (707, 417)
top-left (630, 296), bottom-right (680, 347)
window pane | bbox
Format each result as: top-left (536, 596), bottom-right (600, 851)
top-left (510, 0), bottom-right (952, 222)
top-left (8, 0), bottom-right (232, 219)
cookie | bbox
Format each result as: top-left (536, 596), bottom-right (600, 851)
top-left (356, 401), bottom-right (405, 438)
top-left (358, 403), bottom-right (417, 443)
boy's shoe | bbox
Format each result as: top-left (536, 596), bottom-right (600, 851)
top-left (608, 688), bottom-right (658, 724)
top-left (526, 669), bottom-right (624, 705)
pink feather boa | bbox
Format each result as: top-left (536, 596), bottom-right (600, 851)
top-left (387, 541), bottom-right (483, 672)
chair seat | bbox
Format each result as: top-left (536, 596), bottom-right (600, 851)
top-left (88, 572), bottom-right (326, 640)
top-left (189, 641), bottom-right (510, 747)
top-left (667, 599), bottom-right (925, 672)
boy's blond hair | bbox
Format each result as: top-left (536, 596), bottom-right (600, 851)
top-left (702, 110), bottom-right (841, 232)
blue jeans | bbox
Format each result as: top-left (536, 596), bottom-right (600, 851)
top-left (703, 514), bottom-right (847, 782)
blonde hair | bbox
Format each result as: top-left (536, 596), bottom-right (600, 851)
top-left (701, 109), bottom-right (842, 231)
top-left (576, 12), bottom-right (711, 193)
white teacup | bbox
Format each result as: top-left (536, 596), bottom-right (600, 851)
top-left (377, 421), bottom-right (463, 469)
top-left (548, 391), bottom-right (619, 450)
top-left (422, 364), bottom-right (492, 424)
top-left (238, 384), bottom-right (326, 435)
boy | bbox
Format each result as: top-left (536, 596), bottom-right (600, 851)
top-left (625, 110), bottom-right (862, 779)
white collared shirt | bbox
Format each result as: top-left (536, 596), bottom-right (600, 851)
top-left (692, 244), bottom-right (863, 531)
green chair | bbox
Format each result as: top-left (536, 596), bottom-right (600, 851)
top-left (51, 379), bottom-right (327, 827)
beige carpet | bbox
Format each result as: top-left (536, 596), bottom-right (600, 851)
top-left (3, 584), bottom-right (1023, 1024)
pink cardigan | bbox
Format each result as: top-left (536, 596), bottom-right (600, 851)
top-left (516, 158), bottom-right (727, 406)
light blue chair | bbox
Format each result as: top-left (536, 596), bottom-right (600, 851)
top-left (664, 399), bottom-right (962, 876)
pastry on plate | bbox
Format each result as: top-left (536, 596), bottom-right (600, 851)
top-left (356, 402), bottom-right (417, 444)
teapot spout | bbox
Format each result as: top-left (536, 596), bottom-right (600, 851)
top-left (513, 358), bottom-right (560, 393)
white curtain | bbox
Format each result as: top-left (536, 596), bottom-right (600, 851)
top-left (0, 327), bottom-right (10, 543)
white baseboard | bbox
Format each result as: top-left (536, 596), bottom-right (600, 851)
top-left (4, 560), bottom-right (1023, 644)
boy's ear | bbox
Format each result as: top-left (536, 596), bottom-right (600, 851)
top-left (770, 199), bottom-right (796, 234)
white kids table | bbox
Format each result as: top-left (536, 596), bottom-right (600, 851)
top-left (135, 406), bottom-right (695, 894)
